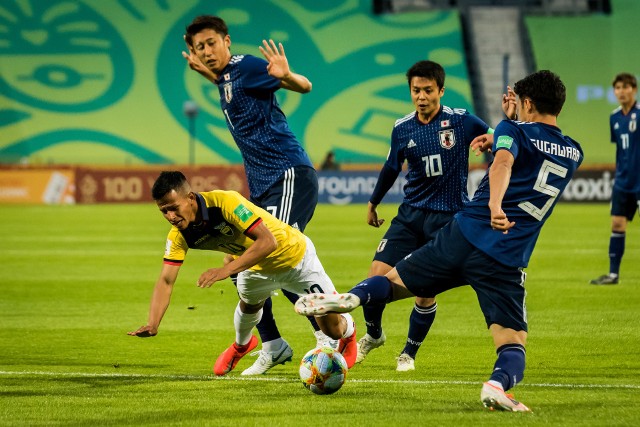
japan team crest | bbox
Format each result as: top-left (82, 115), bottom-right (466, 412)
top-left (223, 82), bottom-right (233, 103)
top-left (439, 129), bottom-right (456, 149)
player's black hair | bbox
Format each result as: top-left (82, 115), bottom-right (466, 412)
top-left (612, 72), bottom-right (637, 88)
top-left (513, 70), bottom-right (566, 116)
top-left (152, 171), bottom-right (188, 200)
top-left (185, 15), bottom-right (228, 46)
top-left (406, 60), bottom-right (445, 89)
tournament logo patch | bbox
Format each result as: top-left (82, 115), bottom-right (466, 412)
top-left (234, 204), bottom-right (253, 222)
top-left (223, 82), bottom-right (233, 103)
top-left (496, 135), bottom-right (513, 149)
top-left (439, 129), bottom-right (455, 149)
top-left (165, 239), bottom-right (172, 256)
top-left (630, 113), bottom-right (636, 132)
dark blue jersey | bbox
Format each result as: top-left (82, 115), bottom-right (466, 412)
top-left (610, 102), bottom-right (640, 193)
top-left (371, 106), bottom-right (489, 212)
top-left (457, 120), bottom-right (583, 268)
top-left (216, 55), bottom-right (313, 197)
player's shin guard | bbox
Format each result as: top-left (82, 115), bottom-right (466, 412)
top-left (234, 303), bottom-right (262, 346)
top-left (489, 343), bottom-right (526, 392)
top-left (362, 304), bottom-right (385, 340)
top-left (349, 275), bottom-right (393, 306)
top-left (402, 302), bottom-right (437, 358)
top-left (609, 232), bottom-right (625, 276)
top-left (254, 297), bottom-right (282, 342)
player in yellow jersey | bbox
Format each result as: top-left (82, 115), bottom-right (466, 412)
top-left (128, 171), bottom-right (356, 375)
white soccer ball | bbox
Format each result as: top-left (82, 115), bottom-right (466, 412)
top-left (299, 346), bottom-right (348, 395)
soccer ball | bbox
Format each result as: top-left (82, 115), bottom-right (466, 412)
top-left (299, 346), bottom-right (348, 395)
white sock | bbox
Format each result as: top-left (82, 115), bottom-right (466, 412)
top-left (488, 380), bottom-right (504, 390)
top-left (262, 338), bottom-right (285, 352)
top-left (234, 303), bottom-right (262, 346)
top-left (340, 313), bottom-right (355, 338)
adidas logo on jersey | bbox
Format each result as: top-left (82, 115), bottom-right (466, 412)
top-left (407, 139), bottom-right (417, 148)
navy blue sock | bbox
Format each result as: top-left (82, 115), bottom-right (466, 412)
top-left (401, 302), bottom-right (437, 359)
top-left (362, 304), bottom-right (386, 339)
top-left (254, 297), bottom-right (282, 342)
top-left (609, 232), bottom-right (625, 276)
top-left (349, 275), bottom-right (393, 306)
top-left (282, 288), bottom-right (320, 331)
top-left (489, 344), bottom-right (526, 392)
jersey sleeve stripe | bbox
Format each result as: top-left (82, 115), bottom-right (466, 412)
top-left (163, 259), bottom-right (183, 266)
top-left (244, 217), bottom-right (263, 235)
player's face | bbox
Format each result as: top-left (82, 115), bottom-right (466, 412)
top-left (410, 77), bottom-right (444, 123)
top-left (613, 82), bottom-right (637, 106)
top-left (191, 29), bottom-right (231, 75)
top-left (156, 190), bottom-right (197, 230)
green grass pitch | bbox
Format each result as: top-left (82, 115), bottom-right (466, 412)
top-left (1, 202), bottom-right (639, 426)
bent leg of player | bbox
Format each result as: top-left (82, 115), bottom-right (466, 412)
top-left (219, 271), bottom-right (294, 376)
top-left (283, 237), bottom-right (358, 367)
top-left (469, 250), bottom-right (530, 412)
top-left (230, 272), bottom-right (289, 366)
top-left (295, 274), bottom-right (414, 316)
top-left (396, 298), bottom-right (437, 371)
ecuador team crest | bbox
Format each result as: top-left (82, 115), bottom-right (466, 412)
top-left (439, 129), bottom-right (456, 149)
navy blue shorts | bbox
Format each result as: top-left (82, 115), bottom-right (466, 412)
top-left (395, 219), bottom-right (528, 332)
top-left (373, 203), bottom-right (453, 267)
top-left (251, 165), bottom-right (318, 232)
top-left (610, 188), bottom-right (640, 221)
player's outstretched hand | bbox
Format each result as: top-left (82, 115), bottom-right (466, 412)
top-left (128, 325), bottom-right (157, 337)
top-left (197, 267), bottom-right (229, 288)
top-left (470, 133), bottom-right (494, 156)
top-left (502, 86), bottom-right (517, 120)
top-left (259, 39), bottom-right (291, 80)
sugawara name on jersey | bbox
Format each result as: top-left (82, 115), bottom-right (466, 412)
top-left (530, 138), bottom-right (581, 162)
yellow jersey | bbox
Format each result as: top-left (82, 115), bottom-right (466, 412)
top-left (163, 190), bottom-right (306, 273)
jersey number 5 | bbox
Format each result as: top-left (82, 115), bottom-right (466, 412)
top-left (518, 159), bottom-right (567, 221)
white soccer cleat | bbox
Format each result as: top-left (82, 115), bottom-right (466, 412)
top-left (241, 341), bottom-right (294, 375)
top-left (355, 332), bottom-right (386, 363)
top-left (481, 382), bottom-right (531, 412)
top-left (314, 330), bottom-right (339, 350)
top-left (294, 293), bottom-right (361, 316)
top-left (396, 353), bottom-right (415, 372)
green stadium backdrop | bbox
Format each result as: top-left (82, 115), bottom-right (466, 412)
top-left (1, 0), bottom-right (637, 167)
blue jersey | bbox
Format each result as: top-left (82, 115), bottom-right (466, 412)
top-left (457, 120), bottom-right (583, 268)
top-left (610, 102), bottom-right (640, 193)
top-left (379, 106), bottom-right (489, 211)
top-left (216, 55), bottom-right (313, 197)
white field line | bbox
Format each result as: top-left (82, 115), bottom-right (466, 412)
top-left (0, 371), bottom-right (639, 390)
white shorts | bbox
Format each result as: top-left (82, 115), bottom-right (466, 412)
top-left (236, 237), bottom-right (336, 305)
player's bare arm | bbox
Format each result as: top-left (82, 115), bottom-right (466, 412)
top-left (367, 202), bottom-right (385, 227)
top-left (197, 221), bottom-right (278, 288)
top-left (259, 39), bottom-right (312, 93)
top-left (502, 86), bottom-right (517, 119)
top-left (128, 263), bottom-right (180, 337)
top-left (182, 36), bottom-right (218, 83)
top-left (488, 149), bottom-right (515, 234)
